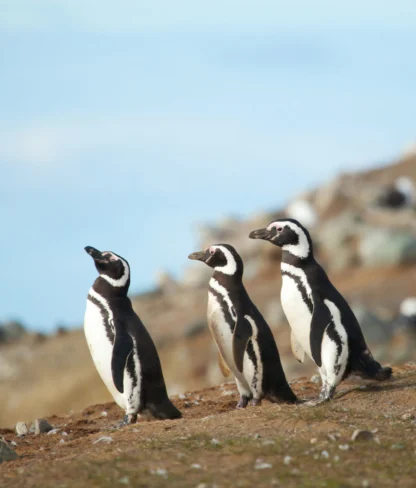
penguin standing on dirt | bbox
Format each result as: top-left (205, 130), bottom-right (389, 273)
top-left (84, 246), bottom-right (181, 423)
top-left (249, 219), bottom-right (392, 405)
top-left (188, 244), bottom-right (297, 408)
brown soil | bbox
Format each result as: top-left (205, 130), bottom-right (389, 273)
top-left (1, 365), bottom-right (416, 488)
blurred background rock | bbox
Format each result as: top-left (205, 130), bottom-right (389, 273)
top-left (1, 154), bottom-right (415, 427)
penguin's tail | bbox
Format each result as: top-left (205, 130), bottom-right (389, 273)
top-left (267, 382), bottom-right (298, 404)
top-left (352, 349), bottom-right (392, 381)
top-left (146, 397), bottom-right (182, 420)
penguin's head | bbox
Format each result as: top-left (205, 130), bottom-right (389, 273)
top-left (85, 246), bottom-right (130, 288)
top-left (188, 244), bottom-right (243, 277)
top-left (249, 218), bottom-right (313, 259)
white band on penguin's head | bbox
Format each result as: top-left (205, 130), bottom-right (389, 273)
top-left (100, 255), bottom-right (130, 287)
top-left (211, 245), bottom-right (237, 275)
top-left (268, 221), bottom-right (311, 259)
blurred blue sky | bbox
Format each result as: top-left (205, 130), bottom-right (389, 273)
top-left (1, 1), bottom-right (416, 331)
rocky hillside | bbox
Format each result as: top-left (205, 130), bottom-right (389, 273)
top-left (0, 150), bottom-right (415, 428)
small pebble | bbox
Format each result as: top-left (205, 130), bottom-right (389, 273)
top-left (179, 393), bottom-right (186, 400)
top-left (254, 460), bottom-right (272, 470)
top-left (59, 439), bottom-right (65, 444)
top-left (339, 444), bottom-right (350, 451)
top-left (62, 432), bottom-right (68, 436)
top-left (15, 422), bottom-right (29, 436)
top-left (310, 438), bottom-right (317, 444)
top-left (310, 374), bottom-right (320, 384)
top-left (334, 455), bottom-right (340, 462)
top-left (321, 450), bottom-right (329, 459)
top-left (119, 476), bottom-right (130, 485)
top-left (401, 413), bottom-right (414, 421)
top-left (391, 444), bottom-right (405, 450)
top-left (283, 455), bottom-right (292, 465)
top-left (191, 463), bottom-right (202, 469)
top-left (154, 468), bottom-right (168, 478)
top-left (253, 433), bottom-right (261, 439)
top-left (47, 429), bottom-right (60, 435)
top-left (211, 438), bottom-right (221, 445)
top-left (291, 468), bottom-right (300, 475)
top-left (93, 436), bottom-right (113, 444)
top-left (362, 481), bottom-right (370, 487)
top-left (101, 411), bottom-right (108, 417)
top-left (262, 440), bottom-right (275, 446)
top-left (351, 430), bottom-right (375, 442)
top-left (10, 441), bottom-right (17, 447)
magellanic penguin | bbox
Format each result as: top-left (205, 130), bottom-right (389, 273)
top-left (84, 247), bottom-right (181, 424)
top-left (188, 244), bottom-right (297, 408)
top-left (249, 219), bottom-right (392, 404)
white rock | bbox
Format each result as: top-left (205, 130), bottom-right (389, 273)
top-left (211, 438), bottom-right (221, 445)
top-left (255, 460), bottom-right (272, 470)
top-left (47, 429), bottom-right (60, 435)
top-left (59, 439), bottom-right (65, 444)
top-left (155, 468), bottom-right (168, 478)
top-left (179, 393), bottom-right (186, 400)
top-left (310, 438), bottom-right (317, 444)
top-left (310, 374), bottom-right (321, 384)
top-left (191, 464), bottom-right (202, 469)
top-left (286, 199), bottom-right (318, 228)
top-left (283, 455), bottom-right (292, 465)
top-left (15, 422), bottom-right (28, 436)
top-left (101, 411), bottom-right (108, 417)
top-left (321, 450), bottom-right (329, 459)
top-left (339, 444), bottom-right (350, 451)
top-left (93, 436), bottom-right (113, 444)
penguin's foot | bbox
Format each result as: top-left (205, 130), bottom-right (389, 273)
top-left (122, 414), bottom-right (138, 426)
top-left (303, 397), bottom-right (330, 407)
top-left (236, 396), bottom-right (250, 409)
top-left (250, 398), bottom-right (262, 407)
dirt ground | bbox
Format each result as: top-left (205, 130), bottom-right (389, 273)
top-left (1, 364), bottom-right (416, 488)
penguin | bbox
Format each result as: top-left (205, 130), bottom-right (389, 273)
top-left (84, 246), bottom-right (181, 424)
top-left (188, 244), bottom-right (297, 408)
top-left (249, 219), bottom-right (392, 405)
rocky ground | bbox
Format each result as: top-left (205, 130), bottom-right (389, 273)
top-left (0, 149), bottom-right (415, 433)
top-left (1, 363), bottom-right (416, 487)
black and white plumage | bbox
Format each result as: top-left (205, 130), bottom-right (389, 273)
top-left (84, 247), bottom-right (181, 424)
top-left (188, 244), bottom-right (297, 408)
top-left (249, 219), bottom-right (392, 404)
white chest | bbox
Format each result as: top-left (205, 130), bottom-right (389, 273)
top-left (207, 292), bottom-right (243, 378)
top-left (281, 274), bottom-right (313, 357)
top-left (84, 298), bottom-right (126, 409)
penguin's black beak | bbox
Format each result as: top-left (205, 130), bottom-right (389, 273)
top-left (85, 246), bottom-right (109, 262)
top-left (249, 227), bottom-right (273, 240)
top-left (188, 250), bottom-right (209, 262)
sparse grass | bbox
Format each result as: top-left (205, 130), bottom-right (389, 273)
top-left (2, 368), bottom-right (415, 488)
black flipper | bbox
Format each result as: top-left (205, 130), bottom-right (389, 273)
top-left (233, 316), bottom-right (253, 373)
top-left (310, 295), bottom-right (332, 368)
top-left (111, 319), bottom-right (134, 393)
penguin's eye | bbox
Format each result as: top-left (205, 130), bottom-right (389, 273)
top-left (276, 227), bottom-right (283, 232)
